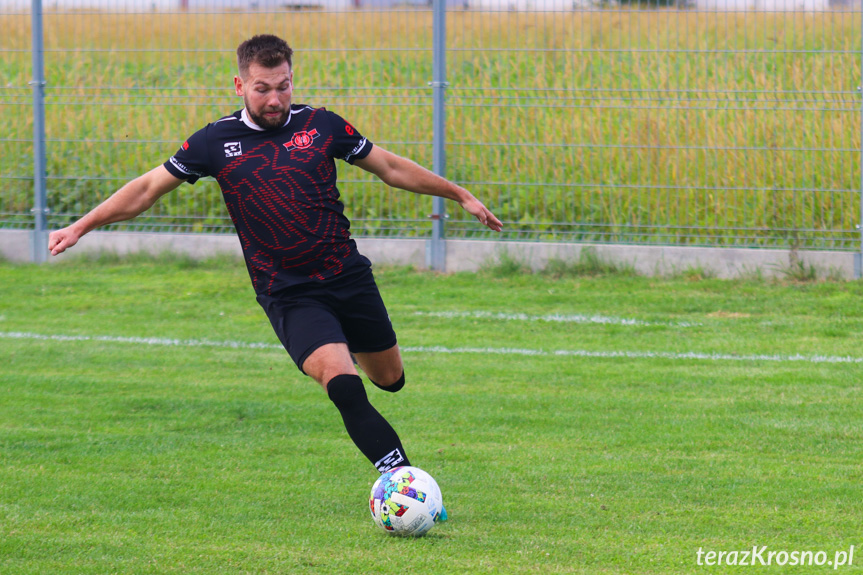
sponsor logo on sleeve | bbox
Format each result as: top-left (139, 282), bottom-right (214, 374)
top-left (344, 137), bottom-right (368, 162)
top-left (169, 156), bottom-right (206, 179)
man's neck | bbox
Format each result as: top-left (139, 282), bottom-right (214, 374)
top-left (240, 107), bottom-right (292, 131)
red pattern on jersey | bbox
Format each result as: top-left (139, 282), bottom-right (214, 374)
top-left (215, 124), bottom-right (350, 294)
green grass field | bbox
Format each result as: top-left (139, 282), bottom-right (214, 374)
top-left (1, 256), bottom-right (862, 573)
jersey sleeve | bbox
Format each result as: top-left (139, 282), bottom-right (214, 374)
top-left (163, 126), bottom-right (210, 184)
top-left (326, 110), bottom-right (373, 165)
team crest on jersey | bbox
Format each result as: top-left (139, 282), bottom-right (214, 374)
top-left (224, 142), bottom-right (242, 157)
top-left (284, 129), bottom-right (320, 152)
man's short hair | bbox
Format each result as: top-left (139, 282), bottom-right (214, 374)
top-left (237, 34), bottom-right (293, 77)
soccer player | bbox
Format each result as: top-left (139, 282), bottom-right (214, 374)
top-left (48, 35), bottom-right (502, 482)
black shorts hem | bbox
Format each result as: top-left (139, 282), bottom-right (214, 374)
top-left (348, 337), bottom-right (398, 355)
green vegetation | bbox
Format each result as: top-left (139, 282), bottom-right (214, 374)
top-left (1, 258), bottom-right (862, 573)
top-left (1, 10), bottom-right (860, 246)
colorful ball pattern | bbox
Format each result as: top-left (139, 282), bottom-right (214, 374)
top-left (369, 466), bottom-right (442, 537)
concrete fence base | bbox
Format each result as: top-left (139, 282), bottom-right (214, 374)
top-left (1, 229), bottom-right (859, 280)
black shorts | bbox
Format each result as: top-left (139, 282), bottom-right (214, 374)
top-left (256, 265), bottom-right (397, 373)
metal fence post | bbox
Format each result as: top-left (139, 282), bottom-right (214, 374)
top-left (30, 0), bottom-right (48, 264)
top-left (427, 0), bottom-right (447, 272)
top-left (858, 4), bottom-right (863, 280)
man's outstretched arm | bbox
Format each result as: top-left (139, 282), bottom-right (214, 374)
top-left (49, 166), bottom-right (185, 256)
top-left (354, 145), bottom-right (503, 232)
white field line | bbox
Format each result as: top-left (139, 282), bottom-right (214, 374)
top-left (402, 346), bottom-right (863, 364)
top-left (0, 331), bottom-right (283, 350)
top-left (411, 310), bottom-right (701, 328)
top-left (2, 331), bottom-right (861, 365)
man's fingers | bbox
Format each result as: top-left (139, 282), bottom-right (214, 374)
top-left (462, 198), bottom-right (503, 232)
top-left (48, 230), bottom-right (76, 256)
top-left (482, 208), bottom-right (503, 232)
top-left (48, 233), bottom-right (63, 255)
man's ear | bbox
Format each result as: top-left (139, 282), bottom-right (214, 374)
top-left (234, 75), bottom-right (243, 97)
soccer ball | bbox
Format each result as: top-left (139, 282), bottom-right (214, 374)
top-left (369, 466), bottom-right (443, 537)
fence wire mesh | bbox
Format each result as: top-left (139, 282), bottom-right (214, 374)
top-left (1, 0), bottom-right (861, 250)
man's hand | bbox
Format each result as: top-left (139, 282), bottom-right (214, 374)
top-left (48, 226), bottom-right (82, 256)
top-left (459, 195), bottom-right (503, 232)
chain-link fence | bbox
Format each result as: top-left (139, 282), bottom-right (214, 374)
top-left (1, 0), bottom-right (861, 257)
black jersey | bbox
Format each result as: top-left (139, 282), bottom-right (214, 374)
top-left (164, 104), bottom-right (374, 295)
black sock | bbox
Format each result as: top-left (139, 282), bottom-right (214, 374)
top-left (327, 374), bottom-right (410, 473)
top-left (370, 371), bottom-right (406, 393)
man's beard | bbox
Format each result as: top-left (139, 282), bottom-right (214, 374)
top-left (245, 101), bottom-right (290, 130)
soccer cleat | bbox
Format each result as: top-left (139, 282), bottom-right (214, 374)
top-left (438, 504), bottom-right (448, 522)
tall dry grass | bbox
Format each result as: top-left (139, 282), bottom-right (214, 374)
top-left (1, 8), bottom-right (859, 246)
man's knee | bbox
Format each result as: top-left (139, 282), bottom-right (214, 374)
top-left (302, 342), bottom-right (357, 387)
top-left (371, 370), bottom-right (406, 393)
